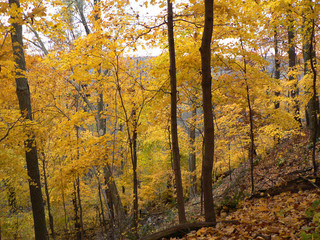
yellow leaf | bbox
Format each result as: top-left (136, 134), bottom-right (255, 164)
top-left (225, 226), bottom-right (235, 235)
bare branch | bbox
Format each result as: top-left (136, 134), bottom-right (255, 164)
top-left (27, 25), bottom-right (49, 55)
top-left (0, 31), bottom-right (8, 50)
top-left (0, 115), bottom-right (23, 142)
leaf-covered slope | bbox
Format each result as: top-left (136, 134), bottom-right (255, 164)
top-left (167, 132), bottom-right (320, 239)
top-left (178, 189), bottom-right (320, 240)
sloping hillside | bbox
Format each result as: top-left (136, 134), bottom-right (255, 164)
top-left (143, 132), bottom-right (320, 240)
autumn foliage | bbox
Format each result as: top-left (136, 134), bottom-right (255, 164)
top-left (0, 0), bottom-right (319, 239)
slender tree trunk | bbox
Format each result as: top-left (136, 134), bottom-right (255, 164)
top-left (75, 96), bottom-right (84, 240)
top-left (246, 82), bottom-right (255, 194)
top-left (200, 0), bottom-right (216, 223)
top-left (274, 28), bottom-right (280, 109)
top-left (73, 180), bottom-right (80, 240)
top-left (60, 171), bottom-right (68, 231)
top-left (104, 175), bottom-right (115, 234)
top-left (303, 4), bottom-right (318, 138)
top-left (76, 176), bottom-right (84, 239)
top-left (287, 13), bottom-right (301, 126)
top-left (41, 152), bottom-right (55, 239)
top-left (228, 143), bottom-right (232, 182)
top-left (167, 0), bottom-right (187, 224)
top-left (188, 99), bottom-right (197, 198)
top-left (5, 179), bottom-right (17, 213)
top-left (273, 27), bottom-right (281, 144)
top-left (308, 12), bottom-right (318, 180)
top-left (130, 109), bottom-right (139, 238)
top-left (98, 181), bottom-right (108, 235)
top-left (241, 39), bottom-right (255, 194)
top-left (8, 0), bottom-right (48, 238)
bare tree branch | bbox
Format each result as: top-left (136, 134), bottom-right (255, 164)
top-left (0, 115), bottom-right (23, 142)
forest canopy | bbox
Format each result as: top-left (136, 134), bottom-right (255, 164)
top-left (0, 0), bottom-right (319, 239)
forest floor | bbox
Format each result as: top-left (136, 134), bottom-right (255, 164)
top-left (144, 131), bottom-right (320, 240)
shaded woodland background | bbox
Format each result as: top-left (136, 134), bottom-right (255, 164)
top-left (1, 0), bottom-right (320, 239)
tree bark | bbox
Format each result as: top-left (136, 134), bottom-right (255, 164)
top-left (287, 13), bottom-right (301, 126)
top-left (200, 0), bottom-right (216, 223)
top-left (246, 81), bottom-right (255, 194)
top-left (9, 0), bottom-right (48, 239)
top-left (103, 165), bottom-right (125, 221)
top-left (75, 96), bottom-right (84, 240)
top-left (73, 180), bottom-right (81, 240)
top-left (97, 182), bottom-right (108, 235)
top-left (188, 99), bottom-right (197, 198)
top-left (240, 38), bottom-right (255, 194)
top-left (274, 28), bottom-right (280, 109)
top-left (41, 152), bottom-right (55, 239)
top-left (308, 11), bottom-right (318, 180)
top-left (303, 3), bottom-right (318, 139)
top-left (167, 0), bottom-right (187, 224)
top-left (130, 109), bottom-right (139, 238)
top-left (76, 175), bottom-right (84, 240)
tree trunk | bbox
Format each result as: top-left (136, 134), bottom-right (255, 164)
top-left (246, 82), bottom-right (255, 194)
top-left (75, 96), bottom-right (84, 240)
top-left (200, 0), bottom-right (216, 223)
top-left (60, 172), bottom-right (68, 231)
top-left (274, 28), bottom-right (280, 109)
top-left (130, 109), bottom-right (139, 238)
top-left (8, 0), bottom-right (48, 239)
top-left (308, 12), bottom-right (318, 180)
top-left (104, 175), bottom-right (115, 234)
top-left (241, 39), bottom-right (255, 194)
top-left (167, 0), bottom-right (187, 224)
top-left (303, 5), bottom-right (318, 139)
top-left (76, 175), bottom-right (84, 240)
top-left (41, 152), bottom-right (55, 239)
top-left (287, 13), bottom-right (301, 126)
top-left (98, 180), bottom-right (108, 236)
top-left (103, 165), bottom-right (125, 221)
top-left (188, 99), bottom-right (197, 198)
top-left (4, 179), bottom-right (17, 214)
top-left (73, 180), bottom-right (81, 240)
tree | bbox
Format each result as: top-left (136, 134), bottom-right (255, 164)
top-left (287, 6), bottom-right (301, 126)
top-left (188, 97), bottom-right (198, 198)
top-left (8, 0), bottom-right (48, 239)
top-left (200, 0), bottom-right (216, 223)
top-left (167, 0), bottom-right (187, 224)
top-left (302, 0), bottom-right (319, 143)
top-left (305, 1), bottom-right (318, 180)
top-left (274, 27), bottom-right (281, 110)
top-left (241, 38), bottom-right (255, 194)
